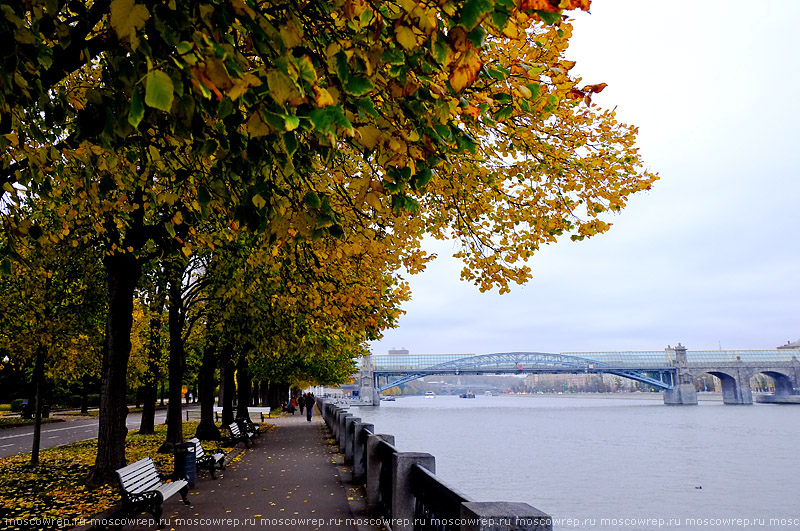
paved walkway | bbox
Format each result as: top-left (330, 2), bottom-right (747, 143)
top-left (122, 410), bottom-right (378, 531)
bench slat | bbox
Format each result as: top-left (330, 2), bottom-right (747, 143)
top-left (156, 480), bottom-right (188, 500)
top-left (117, 458), bottom-right (156, 479)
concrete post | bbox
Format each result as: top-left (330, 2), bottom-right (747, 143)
top-left (353, 422), bottom-right (374, 483)
top-left (460, 502), bottom-right (552, 531)
top-left (332, 408), bottom-right (342, 440)
top-left (366, 434), bottom-right (395, 513)
top-left (391, 452), bottom-right (435, 531)
top-left (344, 416), bottom-right (360, 464)
top-left (338, 413), bottom-right (352, 452)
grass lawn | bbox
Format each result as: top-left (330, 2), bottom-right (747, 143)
top-left (0, 421), bottom-right (248, 530)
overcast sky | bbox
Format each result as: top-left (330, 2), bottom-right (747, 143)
top-left (369, 0), bottom-right (800, 356)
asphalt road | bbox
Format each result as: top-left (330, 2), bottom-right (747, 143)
top-left (0, 408), bottom-right (175, 458)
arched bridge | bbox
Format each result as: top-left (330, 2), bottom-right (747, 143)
top-left (358, 345), bottom-right (800, 406)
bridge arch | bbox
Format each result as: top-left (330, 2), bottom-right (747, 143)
top-left (755, 370), bottom-right (795, 397)
top-left (701, 370), bottom-right (753, 405)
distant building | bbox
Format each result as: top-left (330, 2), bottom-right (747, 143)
top-left (388, 348), bottom-right (410, 355)
top-left (777, 339), bottom-right (800, 350)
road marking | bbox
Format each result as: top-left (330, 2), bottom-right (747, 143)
top-left (0, 443), bottom-right (14, 448)
top-left (48, 436), bottom-right (59, 439)
top-left (0, 423), bottom-right (97, 440)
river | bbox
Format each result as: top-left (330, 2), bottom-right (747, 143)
top-left (351, 394), bottom-right (800, 531)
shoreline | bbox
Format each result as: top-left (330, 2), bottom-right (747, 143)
top-left (503, 391), bottom-right (724, 401)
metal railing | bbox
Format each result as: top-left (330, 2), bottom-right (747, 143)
top-left (319, 398), bottom-right (552, 531)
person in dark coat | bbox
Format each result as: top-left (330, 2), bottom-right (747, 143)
top-left (305, 393), bottom-right (315, 421)
top-left (298, 393), bottom-right (305, 415)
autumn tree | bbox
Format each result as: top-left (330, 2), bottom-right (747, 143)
top-left (0, 229), bottom-right (106, 464)
top-left (1, 0), bottom-right (655, 480)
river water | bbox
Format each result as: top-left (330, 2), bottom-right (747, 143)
top-left (351, 394), bottom-right (800, 531)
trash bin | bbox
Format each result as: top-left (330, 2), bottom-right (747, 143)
top-left (173, 441), bottom-right (197, 488)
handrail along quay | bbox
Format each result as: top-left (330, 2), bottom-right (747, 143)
top-left (319, 399), bottom-right (552, 531)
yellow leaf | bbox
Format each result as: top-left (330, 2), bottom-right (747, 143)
top-left (252, 194), bottom-right (267, 209)
top-left (449, 50), bottom-right (481, 91)
top-left (110, 0), bottom-right (150, 42)
top-left (228, 73), bottom-right (262, 100)
top-left (280, 21), bottom-right (303, 48)
top-left (313, 86), bottom-right (335, 108)
top-left (365, 192), bottom-right (382, 211)
top-left (356, 125), bottom-right (381, 150)
top-left (246, 112), bottom-right (272, 137)
top-left (205, 58), bottom-right (234, 91)
top-left (395, 26), bottom-right (418, 50)
top-left (267, 70), bottom-right (294, 105)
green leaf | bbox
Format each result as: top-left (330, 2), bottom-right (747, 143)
top-left (527, 83), bottom-right (542, 100)
top-left (345, 76), bottom-right (374, 96)
top-left (197, 185), bottom-right (211, 206)
top-left (335, 51), bottom-right (350, 83)
top-left (309, 109), bottom-right (332, 134)
top-left (283, 132), bottom-right (298, 156)
top-left (493, 105), bottom-right (513, 121)
top-left (283, 114), bottom-right (300, 131)
top-left (432, 38), bottom-right (450, 65)
top-left (535, 10), bottom-right (561, 25)
top-left (491, 9), bottom-right (509, 30)
top-left (304, 191), bottom-right (321, 208)
top-left (144, 70), bottom-right (174, 111)
top-left (355, 98), bottom-right (379, 119)
top-left (176, 41), bottom-right (192, 54)
top-left (486, 66), bottom-right (509, 81)
top-left (467, 25), bottom-right (486, 48)
top-left (128, 87), bottom-right (144, 127)
top-left (459, 0), bottom-right (493, 31)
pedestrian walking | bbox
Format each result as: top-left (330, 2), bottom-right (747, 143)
top-left (289, 396), bottom-right (297, 415)
top-left (298, 393), bottom-right (305, 415)
top-left (305, 393), bottom-right (315, 421)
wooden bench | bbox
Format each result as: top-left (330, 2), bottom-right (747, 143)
top-left (188, 437), bottom-right (226, 479)
top-left (227, 421), bottom-right (252, 447)
top-left (236, 417), bottom-right (261, 439)
top-left (116, 457), bottom-right (189, 526)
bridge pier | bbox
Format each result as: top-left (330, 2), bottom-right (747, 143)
top-left (663, 344), bottom-right (698, 405)
top-left (663, 384), bottom-right (698, 405)
top-left (721, 380), bottom-right (753, 405)
top-left (706, 367), bottom-right (754, 405)
top-left (357, 368), bottom-right (380, 406)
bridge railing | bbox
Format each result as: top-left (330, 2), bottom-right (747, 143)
top-left (319, 399), bottom-right (552, 531)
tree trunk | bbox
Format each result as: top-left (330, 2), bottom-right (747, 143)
top-left (30, 346), bottom-right (46, 466)
top-left (195, 341), bottom-right (220, 440)
top-left (221, 358), bottom-right (235, 425)
top-left (162, 261), bottom-right (186, 451)
top-left (139, 385), bottom-right (157, 434)
top-left (236, 355), bottom-right (251, 420)
top-left (90, 251), bottom-right (141, 484)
